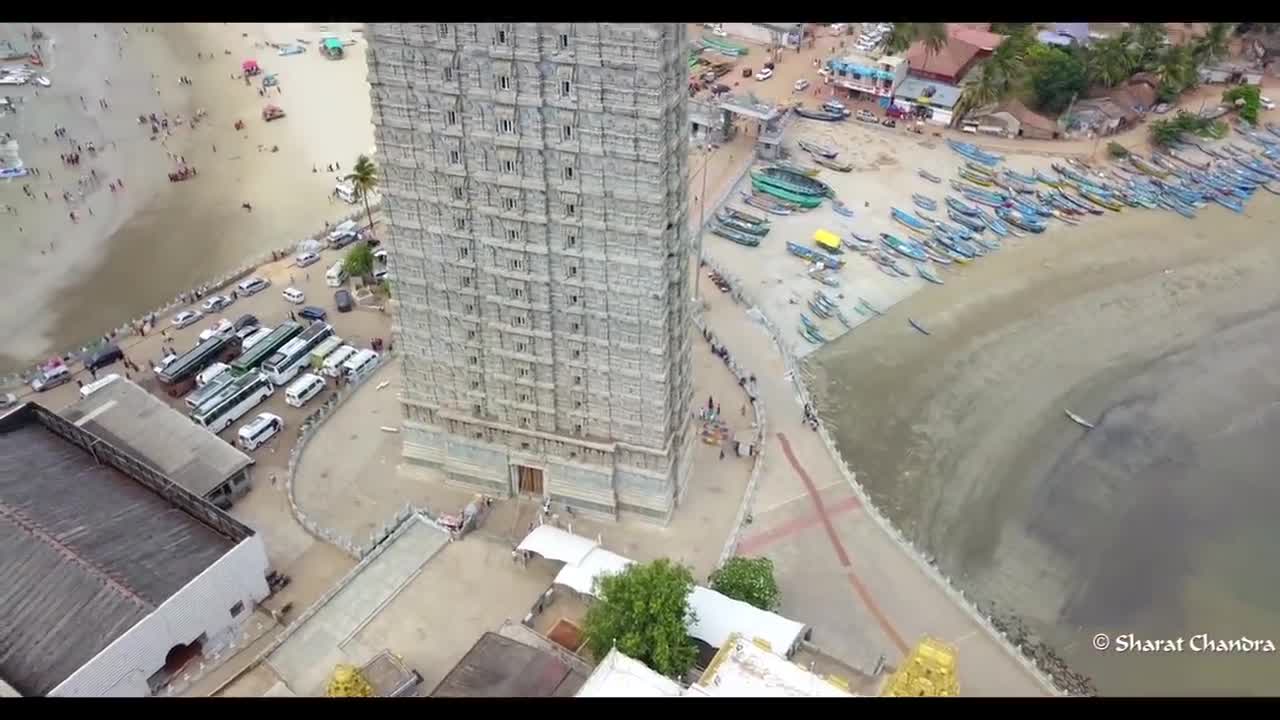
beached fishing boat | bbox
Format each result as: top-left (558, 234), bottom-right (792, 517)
top-left (751, 172), bottom-right (825, 200)
top-left (715, 211), bottom-right (770, 236)
top-left (858, 297), bottom-right (884, 316)
top-left (996, 207), bottom-right (1045, 233)
top-left (945, 196), bottom-right (979, 216)
top-left (751, 178), bottom-right (824, 208)
top-left (811, 155), bottom-right (853, 172)
top-left (1128, 154), bottom-right (1170, 178)
top-left (726, 206), bottom-right (769, 225)
top-left (912, 193), bottom-right (937, 212)
top-left (1065, 409), bottom-right (1095, 430)
top-left (799, 325), bottom-right (825, 344)
top-left (1005, 169), bottom-right (1038, 186)
top-left (772, 160), bottom-right (822, 177)
top-left (963, 160), bottom-right (996, 177)
top-left (890, 207), bottom-right (933, 233)
top-left (808, 298), bottom-right (833, 318)
top-left (1080, 188), bottom-right (1123, 211)
top-left (711, 223), bottom-right (762, 247)
top-left (1212, 194), bottom-right (1245, 213)
top-left (833, 202), bottom-right (856, 218)
top-left (919, 169), bottom-right (942, 183)
top-left (1052, 209), bottom-right (1080, 225)
top-left (761, 166), bottom-right (836, 196)
top-left (945, 139), bottom-right (1002, 166)
top-left (794, 106), bottom-right (847, 122)
top-left (1034, 169), bottom-right (1062, 188)
top-left (959, 168), bottom-right (995, 186)
top-left (909, 319), bottom-right (931, 335)
top-left (742, 192), bottom-right (794, 216)
top-left (880, 233), bottom-right (929, 262)
top-left (917, 265), bottom-right (944, 285)
top-left (797, 140), bottom-right (838, 159)
top-left (948, 209), bottom-right (986, 232)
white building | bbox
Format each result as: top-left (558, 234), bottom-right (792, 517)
top-left (0, 403), bottom-right (270, 697)
top-left (365, 23), bottom-right (695, 524)
top-left (718, 23), bottom-right (807, 49)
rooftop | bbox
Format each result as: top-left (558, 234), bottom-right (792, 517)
top-left (575, 648), bottom-right (685, 697)
top-left (430, 632), bottom-right (588, 698)
top-left (690, 634), bottom-right (854, 697)
top-left (62, 378), bottom-right (253, 498)
top-left (894, 77), bottom-right (964, 109)
top-left (945, 24), bottom-right (1005, 52)
top-left (0, 404), bottom-right (237, 696)
top-left (905, 38), bottom-right (980, 80)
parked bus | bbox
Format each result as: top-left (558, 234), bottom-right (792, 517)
top-left (262, 322), bottom-right (335, 386)
top-left (229, 321), bottom-right (303, 374)
top-left (308, 335), bottom-right (344, 369)
top-left (185, 369), bottom-right (240, 409)
top-left (156, 332), bottom-right (243, 397)
top-left (190, 371), bottom-right (274, 433)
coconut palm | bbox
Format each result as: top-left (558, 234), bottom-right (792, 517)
top-left (1192, 22), bottom-right (1234, 65)
top-left (345, 154), bottom-right (379, 238)
top-left (1155, 45), bottom-right (1197, 94)
top-left (1085, 36), bottom-right (1136, 87)
top-left (886, 23), bottom-right (949, 57)
top-left (984, 27), bottom-right (1032, 96)
top-left (1131, 23), bottom-right (1168, 69)
top-left (952, 65), bottom-right (1003, 124)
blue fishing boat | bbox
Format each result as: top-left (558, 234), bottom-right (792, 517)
top-left (934, 220), bottom-right (974, 242)
top-left (912, 193), bottom-right (938, 212)
top-left (1034, 169), bottom-right (1062, 187)
top-left (962, 190), bottom-right (1006, 209)
top-left (1212, 194), bottom-right (1245, 213)
top-left (917, 265), bottom-right (944, 285)
top-left (1005, 169), bottom-right (1038, 185)
top-left (945, 195), bottom-right (979, 215)
top-left (945, 139), bottom-right (1002, 166)
top-left (931, 229), bottom-right (972, 258)
top-left (834, 202), bottom-right (856, 218)
top-left (880, 233), bottom-right (930, 262)
top-left (996, 207), bottom-right (1045, 233)
top-left (948, 209), bottom-right (986, 232)
top-left (890, 207), bottom-right (934, 233)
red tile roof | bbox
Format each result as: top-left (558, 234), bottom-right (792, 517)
top-left (945, 24), bottom-right (1006, 52)
top-left (906, 38), bottom-right (981, 80)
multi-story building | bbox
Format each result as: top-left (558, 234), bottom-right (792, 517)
top-left (825, 52), bottom-right (907, 101)
top-left (365, 23), bottom-right (695, 524)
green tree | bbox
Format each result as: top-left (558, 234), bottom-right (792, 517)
top-left (708, 556), bottom-right (780, 611)
top-left (1148, 118), bottom-right (1183, 147)
top-left (1224, 84), bottom-right (1261, 125)
top-left (1025, 45), bottom-right (1088, 114)
top-left (1085, 35), bottom-right (1136, 87)
top-left (1155, 44), bottom-right (1197, 95)
top-left (952, 65), bottom-right (1002, 125)
top-left (885, 23), bottom-right (949, 57)
top-left (343, 242), bottom-right (375, 281)
top-left (582, 558), bottom-right (698, 678)
top-left (1106, 141), bottom-right (1130, 158)
top-left (1131, 23), bottom-right (1168, 69)
top-left (1192, 23), bottom-right (1234, 66)
top-left (344, 154), bottom-right (379, 238)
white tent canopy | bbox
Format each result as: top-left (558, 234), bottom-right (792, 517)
top-left (553, 547), bottom-right (634, 596)
top-left (687, 586), bottom-right (807, 657)
top-left (516, 524), bottom-right (598, 566)
top-left (575, 648), bottom-right (685, 697)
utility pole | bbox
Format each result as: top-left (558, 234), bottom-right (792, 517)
top-left (691, 145), bottom-right (711, 302)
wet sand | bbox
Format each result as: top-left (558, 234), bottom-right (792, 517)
top-left (0, 23), bottom-right (374, 372)
top-left (807, 187), bottom-right (1280, 694)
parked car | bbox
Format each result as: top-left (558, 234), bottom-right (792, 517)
top-left (236, 276), bottom-right (270, 297)
top-left (881, 118), bottom-right (897, 128)
top-left (201, 294), bottom-right (234, 313)
top-left (856, 109), bottom-right (878, 123)
top-left (85, 344), bottom-right (124, 373)
top-left (1262, 96), bottom-right (1276, 111)
top-left (334, 289), bottom-right (354, 313)
top-left (793, 79), bottom-right (810, 92)
top-left (755, 68), bottom-right (773, 81)
top-left (822, 100), bottom-right (849, 116)
top-left (31, 364), bottom-right (72, 393)
top-left (299, 305), bottom-right (328, 322)
top-left (233, 313), bottom-right (259, 332)
top-left (171, 309), bottom-right (203, 328)
top-left (198, 318), bottom-right (233, 342)
top-left (282, 287), bottom-right (305, 304)
top-left (295, 250), bottom-right (321, 268)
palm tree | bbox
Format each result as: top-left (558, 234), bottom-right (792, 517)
top-left (1085, 36), bottom-right (1135, 87)
top-left (886, 23), bottom-right (949, 57)
top-left (345, 154), bottom-right (379, 239)
top-left (1192, 22), bottom-right (1234, 65)
top-left (1155, 45), bottom-right (1196, 94)
top-left (1132, 23), bottom-right (1168, 69)
top-left (952, 65), bottom-right (1003, 124)
top-left (984, 28), bottom-right (1032, 96)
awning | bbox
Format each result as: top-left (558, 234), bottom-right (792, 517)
top-left (553, 547), bottom-right (633, 595)
top-left (323, 38), bottom-right (343, 51)
top-left (242, 60), bottom-right (259, 71)
top-left (516, 524), bottom-right (598, 566)
top-left (812, 229), bottom-right (841, 251)
top-left (686, 585), bottom-right (807, 656)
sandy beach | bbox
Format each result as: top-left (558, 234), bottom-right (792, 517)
top-left (802, 159), bottom-right (1280, 694)
top-left (0, 22), bottom-right (374, 373)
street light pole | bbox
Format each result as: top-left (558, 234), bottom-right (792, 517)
top-left (691, 148), bottom-right (710, 302)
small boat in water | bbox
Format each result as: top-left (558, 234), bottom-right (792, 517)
top-left (917, 264), bottom-right (944, 285)
top-left (908, 319), bottom-right (931, 336)
top-left (919, 169), bottom-right (942, 183)
top-left (1065, 409), bottom-right (1095, 430)
top-left (798, 140), bottom-right (838, 159)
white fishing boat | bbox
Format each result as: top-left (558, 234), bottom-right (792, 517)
top-left (33, 76), bottom-right (50, 88)
top-left (1064, 409), bottom-right (1095, 430)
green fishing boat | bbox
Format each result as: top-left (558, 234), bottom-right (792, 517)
top-left (711, 222), bottom-right (762, 247)
top-left (758, 167), bottom-right (835, 197)
top-left (750, 178), bottom-right (824, 208)
top-left (715, 210), bottom-right (770, 236)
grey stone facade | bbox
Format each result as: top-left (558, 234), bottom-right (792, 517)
top-left (366, 23), bottom-right (694, 523)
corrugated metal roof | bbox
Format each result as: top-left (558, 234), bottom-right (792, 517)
top-left (0, 413), bottom-right (235, 696)
top-left (61, 378), bottom-right (252, 497)
top-left (430, 632), bottom-right (587, 698)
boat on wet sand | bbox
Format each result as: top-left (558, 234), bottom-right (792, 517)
top-left (798, 140), bottom-right (838, 159)
top-left (919, 169), bottom-right (942, 183)
top-left (711, 223), bottom-right (762, 246)
top-left (812, 155), bottom-right (853, 172)
top-left (912, 193), bottom-right (938, 211)
top-left (880, 233), bottom-right (929, 262)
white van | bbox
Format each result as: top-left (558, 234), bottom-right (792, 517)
top-left (334, 180), bottom-right (358, 204)
top-left (325, 261), bottom-right (348, 288)
top-left (285, 373), bottom-right (326, 408)
top-left (197, 362), bottom-right (231, 388)
top-left (237, 412), bottom-right (283, 451)
top-left (321, 344), bottom-right (357, 377)
top-left (80, 373), bottom-right (121, 398)
top-left (340, 349), bottom-right (380, 383)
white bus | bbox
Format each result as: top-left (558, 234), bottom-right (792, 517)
top-left (191, 371), bottom-right (274, 433)
top-left (309, 335), bottom-right (344, 370)
top-left (341, 349), bottom-right (380, 383)
top-left (321, 344), bottom-right (357, 377)
top-left (261, 322), bottom-right (335, 386)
